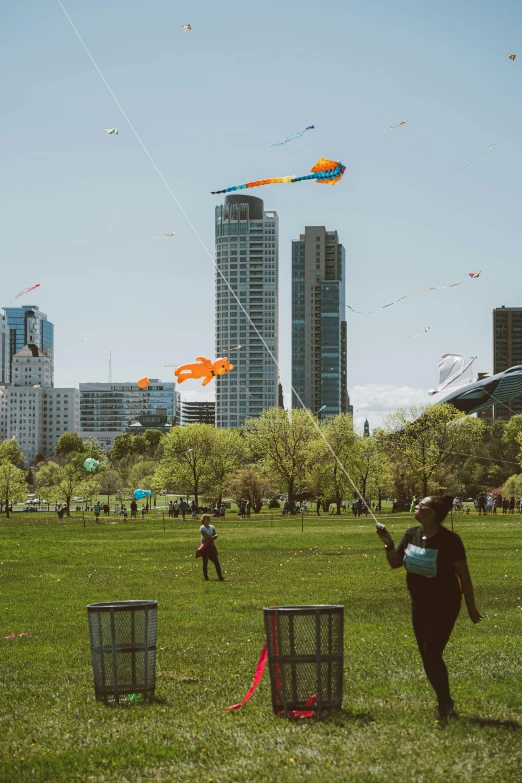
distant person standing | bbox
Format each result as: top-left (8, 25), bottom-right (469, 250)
top-left (94, 502), bottom-right (101, 524)
top-left (130, 499), bottom-right (138, 519)
top-left (196, 514), bottom-right (226, 581)
top-left (114, 502), bottom-right (120, 517)
top-left (168, 500), bottom-right (173, 518)
top-left (509, 496), bottom-right (515, 514)
top-left (179, 499), bottom-right (188, 521)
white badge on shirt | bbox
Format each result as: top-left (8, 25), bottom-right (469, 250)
top-left (403, 544), bottom-right (438, 578)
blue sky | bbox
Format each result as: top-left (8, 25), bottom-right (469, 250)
top-left (2, 0), bottom-right (522, 429)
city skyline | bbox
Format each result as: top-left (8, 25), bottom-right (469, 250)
top-left (3, 0), bottom-right (522, 432)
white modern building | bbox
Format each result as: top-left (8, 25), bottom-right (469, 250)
top-left (5, 344), bottom-right (79, 465)
top-left (215, 195), bottom-right (278, 427)
top-left (79, 380), bottom-right (180, 449)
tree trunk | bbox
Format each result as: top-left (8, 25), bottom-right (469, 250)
top-left (422, 474), bottom-right (428, 498)
top-left (336, 489), bottom-right (341, 515)
top-left (288, 477), bottom-right (294, 506)
top-left (5, 496), bottom-right (9, 519)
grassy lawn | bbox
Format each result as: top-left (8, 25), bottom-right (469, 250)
top-left (0, 511), bottom-right (521, 782)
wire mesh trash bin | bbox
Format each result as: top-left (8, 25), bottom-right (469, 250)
top-left (87, 600), bottom-right (157, 704)
top-left (263, 605), bottom-right (344, 718)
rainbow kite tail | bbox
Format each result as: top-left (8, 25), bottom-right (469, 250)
top-left (211, 158), bottom-right (345, 194)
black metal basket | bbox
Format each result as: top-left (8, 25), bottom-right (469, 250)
top-left (263, 605), bottom-right (344, 718)
top-left (87, 600), bottom-right (157, 704)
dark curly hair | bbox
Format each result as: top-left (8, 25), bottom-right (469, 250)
top-left (426, 494), bottom-right (454, 524)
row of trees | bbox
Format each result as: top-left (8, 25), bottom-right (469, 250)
top-left (2, 403), bottom-right (522, 516)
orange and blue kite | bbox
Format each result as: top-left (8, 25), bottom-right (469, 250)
top-left (211, 158), bottom-right (345, 194)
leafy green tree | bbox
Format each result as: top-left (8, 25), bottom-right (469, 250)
top-left (206, 428), bottom-right (246, 505)
top-left (110, 434), bottom-right (137, 463)
top-left (129, 460), bottom-right (157, 488)
top-left (36, 461), bottom-right (96, 516)
top-left (225, 467), bottom-right (274, 513)
top-left (55, 432), bottom-right (85, 459)
top-left (0, 439), bottom-right (25, 469)
top-left (97, 469), bottom-right (122, 504)
top-left (383, 403), bottom-right (486, 498)
top-left (0, 462), bottom-right (27, 517)
top-left (502, 472), bottom-right (522, 499)
top-left (153, 424), bottom-right (215, 503)
top-left (244, 408), bottom-right (317, 504)
top-left (306, 414), bottom-right (359, 514)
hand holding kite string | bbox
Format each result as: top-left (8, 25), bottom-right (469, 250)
top-left (211, 158), bottom-right (345, 194)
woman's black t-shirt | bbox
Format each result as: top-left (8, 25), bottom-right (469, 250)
top-left (396, 525), bottom-right (466, 603)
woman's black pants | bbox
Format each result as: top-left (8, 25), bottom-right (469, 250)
top-left (202, 548), bottom-right (223, 580)
top-left (411, 596), bottom-right (461, 708)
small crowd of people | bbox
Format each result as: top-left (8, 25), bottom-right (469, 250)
top-left (167, 499), bottom-right (227, 520)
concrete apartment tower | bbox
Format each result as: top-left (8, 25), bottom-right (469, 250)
top-left (4, 305), bottom-right (54, 385)
top-left (7, 344), bottom-right (79, 465)
top-left (215, 195), bottom-right (278, 427)
top-left (492, 306), bottom-right (522, 419)
top-left (291, 227), bottom-right (348, 418)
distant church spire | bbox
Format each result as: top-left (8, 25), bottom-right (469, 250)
top-left (363, 418), bottom-right (370, 437)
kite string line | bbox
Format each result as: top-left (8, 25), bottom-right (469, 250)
top-left (56, 1), bottom-right (379, 523)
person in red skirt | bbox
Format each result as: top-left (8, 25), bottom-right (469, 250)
top-left (196, 514), bottom-right (226, 581)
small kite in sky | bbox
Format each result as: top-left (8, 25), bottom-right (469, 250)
top-left (152, 233), bottom-right (175, 239)
top-left (508, 54), bottom-right (516, 61)
top-left (271, 125), bottom-right (315, 147)
top-left (386, 120), bottom-right (408, 136)
top-left (137, 377), bottom-right (150, 389)
top-left (104, 128), bottom-right (118, 135)
top-left (181, 25), bottom-right (191, 31)
top-left (83, 458), bottom-right (100, 472)
top-left (459, 144), bottom-right (495, 171)
top-left (322, 273), bottom-right (480, 315)
top-left (9, 284), bottom-right (40, 304)
top-left (428, 354), bottom-right (476, 396)
top-left (211, 158), bottom-right (345, 194)
top-left (405, 326), bottom-right (430, 338)
top-left (174, 356), bottom-right (235, 386)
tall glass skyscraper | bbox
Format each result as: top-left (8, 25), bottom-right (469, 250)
top-left (4, 305), bottom-right (54, 385)
top-left (291, 227), bottom-right (348, 418)
top-left (215, 195), bottom-right (278, 427)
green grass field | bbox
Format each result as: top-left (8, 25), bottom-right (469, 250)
top-left (1, 511), bottom-right (521, 782)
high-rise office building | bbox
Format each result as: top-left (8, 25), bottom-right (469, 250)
top-left (6, 344), bottom-right (79, 465)
top-left (4, 305), bottom-right (54, 384)
top-left (492, 306), bottom-right (522, 419)
top-left (215, 195), bottom-right (278, 427)
top-left (291, 227), bottom-right (347, 418)
top-left (0, 312), bottom-right (8, 384)
top-left (79, 380), bottom-right (180, 449)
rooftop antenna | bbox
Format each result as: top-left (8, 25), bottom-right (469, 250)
top-left (108, 350), bottom-right (112, 383)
